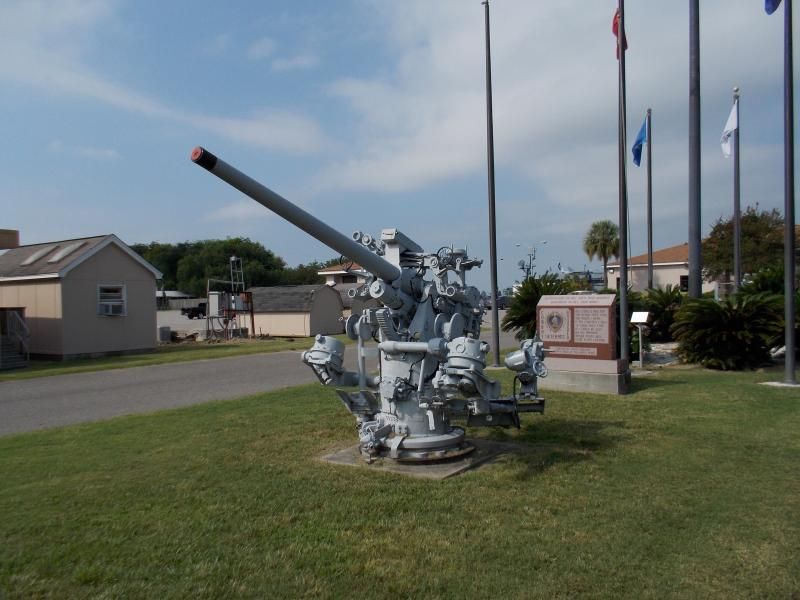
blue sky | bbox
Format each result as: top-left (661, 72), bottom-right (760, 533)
top-left (0, 0), bottom-right (793, 290)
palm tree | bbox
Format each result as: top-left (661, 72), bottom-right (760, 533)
top-left (583, 220), bottom-right (620, 288)
top-left (502, 272), bottom-right (570, 340)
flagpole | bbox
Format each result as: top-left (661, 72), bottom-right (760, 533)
top-left (782, 0), bottom-right (796, 383)
top-left (646, 108), bottom-right (653, 290)
top-left (482, 0), bottom-right (501, 367)
top-left (617, 0), bottom-right (630, 363)
top-left (688, 0), bottom-right (702, 298)
top-left (733, 88), bottom-right (742, 293)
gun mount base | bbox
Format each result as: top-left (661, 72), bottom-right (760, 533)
top-left (360, 427), bottom-right (475, 463)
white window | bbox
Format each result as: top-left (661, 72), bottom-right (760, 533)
top-left (98, 284), bottom-right (127, 316)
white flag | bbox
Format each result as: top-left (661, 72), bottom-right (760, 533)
top-left (721, 100), bottom-right (738, 158)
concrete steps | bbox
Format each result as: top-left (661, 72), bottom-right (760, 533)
top-left (0, 336), bottom-right (28, 370)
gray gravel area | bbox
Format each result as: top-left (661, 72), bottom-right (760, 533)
top-left (157, 309), bottom-right (206, 335)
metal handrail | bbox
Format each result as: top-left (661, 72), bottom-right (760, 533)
top-left (6, 310), bottom-right (30, 363)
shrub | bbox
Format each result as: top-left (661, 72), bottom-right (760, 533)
top-left (644, 285), bottom-right (684, 342)
top-left (740, 265), bottom-right (785, 296)
top-left (605, 287), bottom-right (647, 357)
top-left (738, 265), bottom-right (799, 352)
top-left (630, 325), bottom-right (652, 361)
top-left (502, 273), bottom-right (571, 340)
top-left (670, 293), bottom-right (783, 370)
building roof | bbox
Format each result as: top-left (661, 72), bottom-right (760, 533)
top-left (608, 226), bottom-right (800, 271)
top-left (317, 262), bottom-right (367, 275)
top-left (247, 284), bottom-right (341, 313)
top-left (607, 243), bottom-right (689, 269)
top-left (0, 234), bottom-right (162, 281)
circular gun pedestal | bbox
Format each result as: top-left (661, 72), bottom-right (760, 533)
top-left (367, 427), bottom-right (475, 463)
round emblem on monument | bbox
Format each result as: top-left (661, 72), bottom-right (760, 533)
top-left (546, 312), bottom-right (564, 332)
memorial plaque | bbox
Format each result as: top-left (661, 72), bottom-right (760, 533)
top-left (537, 294), bottom-right (617, 360)
top-left (574, 307), bottom-right (609, 344)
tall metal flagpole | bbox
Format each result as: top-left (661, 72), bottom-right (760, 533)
top-left (782, 0), bottom-right (796, 383)
top-left (646, 108), bottom-right (654, 290)
top-left (617, 0), bottom-right (630, 363)
top-left (482, 0), bottom-right (501, 367)
top-left (733, 88), bottom-right (742, 292)
top-left (688, 0), bottom-right (702, 298)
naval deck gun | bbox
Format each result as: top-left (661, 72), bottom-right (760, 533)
top-left (190, 146), bottom-right (546, 462)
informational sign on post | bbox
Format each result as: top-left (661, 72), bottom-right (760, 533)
top-left (630, 311), bottom-right (650, 368)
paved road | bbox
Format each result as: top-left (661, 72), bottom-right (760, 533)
top-left (0, 324), bottom-right (519, 437)
top-left (0, 352), bottom-right (319, 437)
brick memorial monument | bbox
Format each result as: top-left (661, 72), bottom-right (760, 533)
top-left (536, 294), bottom-right (630, 394)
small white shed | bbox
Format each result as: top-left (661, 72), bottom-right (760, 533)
top-left (248, 285), bottom-right (344, 337)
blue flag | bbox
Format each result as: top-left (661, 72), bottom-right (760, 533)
top-left (766, 0), bottom-right (782, 14)
top-left (631, 117), bottom-right (648, 167)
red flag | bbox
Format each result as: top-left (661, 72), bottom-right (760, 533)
top-left (612, 9), bottom-right (628, 59)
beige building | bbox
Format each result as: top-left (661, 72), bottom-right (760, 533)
top-left (317, 261), bottom-right (378, 318)
top-left (606, 243), bottom-right (715, 294)
top-left (318, 262), bottom-right (370, 286)
top-left (249, 284), bottom-right (344, 337)
top-left (0, 235), bottom-right (162, 361)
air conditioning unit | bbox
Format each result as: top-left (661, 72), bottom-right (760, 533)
top-left (99, 303), bottom-right (124, 316)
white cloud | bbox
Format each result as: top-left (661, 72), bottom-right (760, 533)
top-left (247, 36), bottom-right (277, 60)
top-left (0, 2), bottom-right (325, 155)
top-left (186, 110), bottom-right (327, 155)
top-left (47, 139), bottom-right (120, 160)
top-left (319, 0), bottom-right (784, 207)
top-left (76, 146), bottom-right (120, 160)
top-left (205, 33), bottom-right (231, 55)
top-left (204, 201), bottom-right (276, 222)
top-left (272, 53), bottom-right (320, 72)
top-left (305, 0), bottom-right (789, 283)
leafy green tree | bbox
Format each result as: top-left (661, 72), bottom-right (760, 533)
top-left (583, 220), bottom-right (619, 288)
top-left (173, 238), bottom-right (286, 296)
top-left (702, 205), bottom-right (790, 281)
top-left (130, 242), bottom-right (185, 290)
top-left (501, 272), bottom-right (571, 340)
top-left (132, 238), bottom-right (335, 297)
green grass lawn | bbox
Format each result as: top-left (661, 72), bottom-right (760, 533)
top-left (0, 367), bottom-right (798, 598)
top-left (0, 336), bottom-right (350, 383)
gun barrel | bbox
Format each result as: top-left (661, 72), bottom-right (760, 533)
top-left (190, 147), bottom-right (401, 283)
